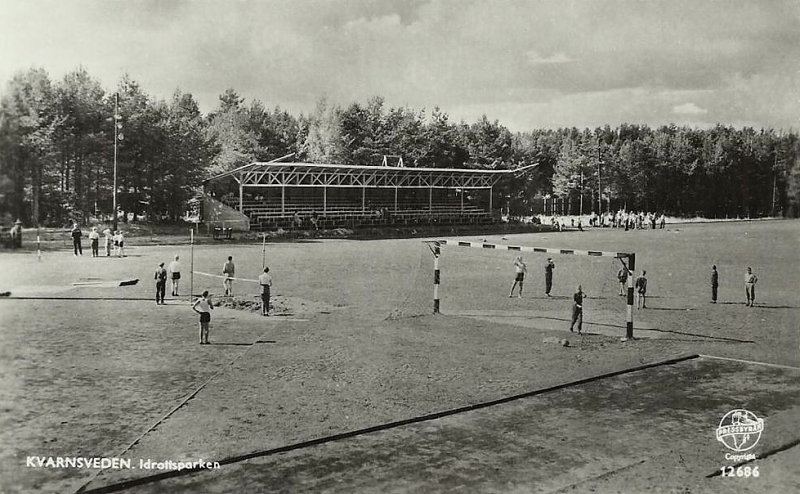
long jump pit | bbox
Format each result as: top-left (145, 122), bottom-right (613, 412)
top-left (77, 354), bottom-right (800, 494)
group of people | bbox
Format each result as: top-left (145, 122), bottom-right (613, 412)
top-left (545, 211), bottom-right (667, 232)
top-left (187, 255), bottom-right (274, 345)
top-left (510, 255), bottom-right (762, 336)
top-left (711, 265), bottom-right (759, 307)
top-left (153, 255), bottom-right (182, 304)
top-left (70, 223), bottom-right (126, 257)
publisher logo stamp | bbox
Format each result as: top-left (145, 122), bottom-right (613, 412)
top-left (716, 409), bottom-right (764, 452)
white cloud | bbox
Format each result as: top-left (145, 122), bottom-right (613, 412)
top-left (673, 103), bottom-right (708, 115)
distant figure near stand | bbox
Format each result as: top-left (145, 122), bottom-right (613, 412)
top-left (711, 265), bottom-right (719, 303)
top-left (89, 227), bottom-right (100, 257)
top-left (544, 257), bottom-right (555, 297)
top-left (635, 270), bottom-right (648, 309)
top-left (744, 267), bottom-right (758, 307)
top-left (509, 256), bottom-right (527, 298)
top-left (71, 223), bottom-right (83, 256)
top-left (222, 256), bottom-right (235, 296)
top-left (103, 228), bottom-right (113, 256)
top-left (192, 291), bottom-right (214, 344)
top-left (168, 255), bottom-right (182, 296)
top-left (154, 262), bottom-right (167, 305)
top-left (570, 285), bottom-right (586, 334)
top-left (258, 267), bottom-right (273, 316)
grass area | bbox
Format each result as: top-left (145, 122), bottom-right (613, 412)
top-left (0, 220), bottom-right (798, 493)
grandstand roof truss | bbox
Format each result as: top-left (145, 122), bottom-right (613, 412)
top-left (216, 162), bottom-right (534, 189)
top-left (206, 161), bottom-right (537, 214)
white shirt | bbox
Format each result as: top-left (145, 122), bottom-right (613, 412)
top-left (168, 260), bottom-right (181, 273)
top-left (193, 297), bottom-right (213, 313)
top-left (89, 230), bottom-right (100, 240)
top-left (258, 272), bottom-right (272, 287)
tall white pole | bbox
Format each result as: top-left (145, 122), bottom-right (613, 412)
top-left (113, 93), bottom-right (118, 231)
top-left (190, 227), bottom-right (194, 301)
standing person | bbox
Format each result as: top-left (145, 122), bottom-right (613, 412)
top-left (508, 256), bottom-right (527, 298)
top-left (103, 228), bottom-right (113, 256)
top-left (112, 231), bottom-right (120, 257)
top-left (192, 291), bottom-right (214, 344)
top-left (71, 223), bottom-right (83, 256)
top-left (711, 265), bottom-right (719, 303)
top-left (617, 265), bottom-right (629, 296)
top-left (635, 270), bottom-right (648, 309)
top-left (117, 230), bottom-right (126, 257)
top-left (544, 257), bottom-right (555, 297)
top-left (660, 214), bottom-right (666, 229)
top-left (88, 227), bottom-right (100, 257)
top-left (744, 267), bottom-right (758, 307)
top-left (168, 255), bottom-right (182, 296)
top-left (222, 256), bottom-right (235, 296)
top-left (570, 285), bottom-right (587, 334)
top-left (154, 262), bottom-right (167, 305)
top-left (258, 267), bottom-right (273, 316)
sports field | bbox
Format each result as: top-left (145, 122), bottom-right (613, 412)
top-left (1, 220), bottom-right (798, 493)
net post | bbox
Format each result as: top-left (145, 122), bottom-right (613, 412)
top-left (625, 253), bottom-right (636, 340)
top-left (433, 244), bottom-right (440, 314)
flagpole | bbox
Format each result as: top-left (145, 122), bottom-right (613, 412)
top-left (113, 93), bottom-right (119, 231)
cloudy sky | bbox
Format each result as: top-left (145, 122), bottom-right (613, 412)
top-left (1, 0), bottom-right (799, 131)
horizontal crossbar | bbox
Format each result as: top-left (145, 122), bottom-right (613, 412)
top-left (433, 239), bottom-right (630, 259)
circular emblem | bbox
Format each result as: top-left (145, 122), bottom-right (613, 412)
top-left (716, 409), bottom-right (764, 452)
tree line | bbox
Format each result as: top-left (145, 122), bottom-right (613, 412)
top-left (1, 66), bottom-right (799, 227)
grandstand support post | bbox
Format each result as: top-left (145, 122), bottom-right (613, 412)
top-left (323, 186), bottom-right (327, 215)
top-left (281, 186), bottom-right (285, 214)
top-left (262, 233), bottom-right (266, 270)
top-left (625, 253), bottom-right (636, 340)
top-left (460, 189), bottom-right (464, 211)
top-left (238, 175), bottom-right (243, 212)
top-left (429, 187), bottom-right (433, 211)
top-left (433, 244), bottom-right (440, 314)
top-left (489, 187), bottom-right (493, 212)
top-left (362, 187), bottom-right (366, 212)
top-left (394, 187), bottom-right (398, 212)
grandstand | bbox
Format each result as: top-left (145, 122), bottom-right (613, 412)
top-left (202, 160), bottom-right (537, 231)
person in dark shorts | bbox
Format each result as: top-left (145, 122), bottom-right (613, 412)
top-left (258, 267), bottom-right (273, 316)
top-left (89, 226), bottom-right (100, 257)
top-left (635, 270), bottom-right (648, 309)
top-left (192, 291), bottom-right (214, 344)
top-left (168, 255), bottom-right (182, 296)
top-left (570, 285), bottom-right (587, 334)
top-left (71, 223), bottom-right (83, 256)
top-left (544, 257), bottom-right (555, 296)
top-left (154, 262), bottom-right (167, 305)
top-left (617, 266), bottom-right (629, 296)
top-left (711, 265), bottom-right (719, 303)
top-left (509, 256), bottom-right (527, 298)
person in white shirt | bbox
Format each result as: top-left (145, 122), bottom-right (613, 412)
top-left (88, 227), bottom-right (100, 257)
top-left (168, 255), bottom-right (182, 296)
top-left (509, 256), bottom-right (527, 298)
top-left (117, 231), bottom-right (126, 257)
top-left (192, 291), bottom-right (214, 344)
top-left (103, 228), bottom-right (113, 256)
top-left (258, 267), bottom-right (273, 316)
top-left (222, 256), bottom-right (235, 296)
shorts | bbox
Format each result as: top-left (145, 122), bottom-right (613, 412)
top-left (515, 273), bottom-right (525, 282)
top-left (172, 272), bottom-right (181, 280)
top-left (119, 241), bottom-right (124, 248)
top-left (199, 312), bottom-right (211, 323)
top-left (114, 241), bottom-right (119, 246)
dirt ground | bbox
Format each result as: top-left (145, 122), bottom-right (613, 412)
top-left (0, 220), bottom-right (798, 493)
